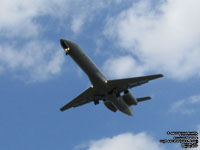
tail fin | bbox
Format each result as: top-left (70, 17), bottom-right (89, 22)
top-left (137, 96), bottom-right (151, 102)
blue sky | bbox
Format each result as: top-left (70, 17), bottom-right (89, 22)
top-left (0, 0), bottom-right (200, 150)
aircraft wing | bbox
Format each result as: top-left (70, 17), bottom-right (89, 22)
top-left (60, 87), bottom-right (97, 111)
top-left (108, 74), bottom-right (163, 93)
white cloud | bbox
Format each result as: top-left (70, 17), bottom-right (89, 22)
top-left (69, 0), bottom-right (108, 33)
top-left (0, 0), bottom-right (123, 81)
top-left (169, 94), bottom-right (200, 115)
top-left (76, 130), bottom-right (199, 150)
top-left (71, 15), bottom-right (85, 33)
top-left (103, 55), bottom-right (147, 78)
top-left (104, 0), bottom-right (200, 80)
top-left (0, 0), bottom-right (69, 37)
top-left (0, 0), bottom-right (70, 81)
top-left (76, 132), bottom-right (165, 150)
top-left (0, 0), bottom-right (109, 81)
top-left (0, 41), bottom-right (65, 81)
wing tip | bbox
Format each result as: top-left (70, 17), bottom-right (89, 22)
top-left (152, 74), bottom-right (164, 80)
top-left (147, 96), bottom-right (152, 99)
top-left (60, 107), bottom-right (65, 112)
top-left (156, 74), bottom-right (164, 78)
top-left (60, 106), bottom-right (69, 112)
top-left (60, 108), bottom-right (65, 112)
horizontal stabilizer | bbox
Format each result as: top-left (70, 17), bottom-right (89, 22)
top-left (137, 96), bottom-right (151, 102)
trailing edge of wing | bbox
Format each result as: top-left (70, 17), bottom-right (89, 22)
top-left (60, 87), bottom-right (94, 111)
top-left (108, 74), bottom-right (163, 93)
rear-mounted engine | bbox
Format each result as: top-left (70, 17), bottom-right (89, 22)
top-left (123, 90), bottom-right (137, 105)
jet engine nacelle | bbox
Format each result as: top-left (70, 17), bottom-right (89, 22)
top-left (104, 101), bottom-right (117, 112)
top-left (123, 90), bottom-right (137, 105)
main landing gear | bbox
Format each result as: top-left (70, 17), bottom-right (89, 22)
top-left (94, 100), bottom-right (99, 105)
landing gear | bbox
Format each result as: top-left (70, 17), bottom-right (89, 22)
top-left (124, 90), bottom-right (129, 94)
top-left (94, 100), bottom-right (99, 105)
top-left (108, 88), bottom-right (120, 97)
top-left (116, 93), bottom-right (120, 97)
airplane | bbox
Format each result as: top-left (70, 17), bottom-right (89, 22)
top-left (59, 39), bottom-right (163, 116)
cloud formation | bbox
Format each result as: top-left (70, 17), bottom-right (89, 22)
top-left (0, 0), bottom-right (69, 81)
top-left (0, 41), bottom-right (65, 81)
top-left (0, 0), bottom-right (125, 81)
top-left (0, 0), bottom-right (69, 37)
top-left (76, 132), bottom-right (165, 150)
top-left (103, 55), bottom-right (147, 78)
top-left (104, 0), bottom-right (200, 80)
top-left (169, 94), bottom-right (200, 115)
top-left (0, 0), bottom-right (113, 81)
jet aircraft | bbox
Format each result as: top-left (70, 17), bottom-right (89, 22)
top-left (60, 39), bottom-right (163, 116)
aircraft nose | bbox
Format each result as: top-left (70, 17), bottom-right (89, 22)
top-left (60, 39), bottom-right (70, 51)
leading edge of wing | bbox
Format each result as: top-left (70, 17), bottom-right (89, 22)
top-left (60, 87), bottom-right (94, 112)
top-left (107, 74), bottom-right (163, 91)
top-left (108, 74), bottom-right (163, 85)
